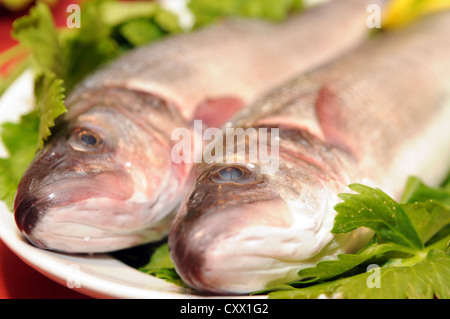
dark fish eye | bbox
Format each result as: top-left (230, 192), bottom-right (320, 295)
top-left (211, 165), bottom-right (260, 185)
top-left (79, 131), bottom-right (98, 146)
top-left (69, 127), bottom-right (105, 152)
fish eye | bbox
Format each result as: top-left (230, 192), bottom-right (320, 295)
top-left (211, 165), bottom-right (260, 185)
top-left (69, 127), bottom-right (105, 152)
top-left (79, 131), bottom-right (98, 146)
top-left (218, 167), bottom-right (243, 180)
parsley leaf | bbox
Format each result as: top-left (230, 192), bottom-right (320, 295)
top-left (293, 242), bottom-right (414, 284)
top-left (139, 243), bottom-right (187, 287)
top-left (402, 176), bottom-right (450, 206)
top-left (266, 180), bottom-right (450, 299)
top-left (269, 249), bottom-right (450, 299)
top-left (333, 184), bottom-right (424, 250)
top-left (403, 200), bottom-right (450, 244)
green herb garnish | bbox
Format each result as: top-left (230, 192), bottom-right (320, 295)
top-left (264, 179), bottom-right (450, 299)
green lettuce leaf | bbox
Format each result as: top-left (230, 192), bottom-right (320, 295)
top-left (189, 0), bottom-right (304, 27)
top-left (99, 1), bottom-right (159, 26)
top-left (9, 2), bottom-right (68, 150)
top-left (60, 1), bottom-right (122, 93)
top-left (0, 111), bottom-right (40, 210)
top-left (119, 19), bottom-right (165, 47)
top-left (34, 72), bottom-right (66, 148)
top-left (0, 72), bottom-right (65, 209)
top-left (11, 2), bottom-right (65, 79)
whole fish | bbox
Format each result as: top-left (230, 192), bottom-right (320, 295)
top-left (14, 0), bottom-right (381, 253)
top-left (168, 11), bottom-right (450, 295)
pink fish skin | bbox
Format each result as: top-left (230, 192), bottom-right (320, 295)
top-left (168, 11), bottom-right (450, 295)
top-left (14, 0), bottom-right (381, 253)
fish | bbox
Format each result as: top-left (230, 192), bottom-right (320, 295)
top-left (13, 0), bottom-right (382, 253)
top-left (168, 10), bottom-right (450, 295)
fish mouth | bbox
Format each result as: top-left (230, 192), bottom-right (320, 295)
top-left (14, 160), bottom-right (183, 252)
top-left (168, 186), bottom-right (346, 295)
top-left (169, 198), bottom-right (297, 294)
top-left (14, 196), bottom-right (48, 249)
top-left (13, 169), bottom-right (142, 252)
top-left (14, 196), bottom-right (172, 253)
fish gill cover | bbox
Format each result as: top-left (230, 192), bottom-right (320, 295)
top-left (0, 0), bottom-right (448, 298)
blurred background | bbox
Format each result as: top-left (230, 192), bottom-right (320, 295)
top-left (0, 1), bottom-right (78, 70)
top-left (0, 0), bottom-right (88, 299)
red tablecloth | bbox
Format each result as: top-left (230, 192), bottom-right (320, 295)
top-left (0, 0), bottom-right (90, 299)
top-left (0, 239), bottom-right (91, 299)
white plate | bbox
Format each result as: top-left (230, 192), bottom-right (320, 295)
top-left (0, 71), bottom-right (261, 299)
top-left (0, 202), bottom-right (192, 298)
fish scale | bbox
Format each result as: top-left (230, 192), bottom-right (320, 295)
top-left (231, 10), bottom-right (450, 196)
top-left (74, 0), bottom-right (383, 121)
top-left (14, 0), bottom-right (381, 253)
top-left (169, 10), bottom-right (450, 295)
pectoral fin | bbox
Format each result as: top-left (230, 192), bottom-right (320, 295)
top-left (315, 85), bottom-right (356, 159)
top-left (192, 96), bottom-right (245, 128)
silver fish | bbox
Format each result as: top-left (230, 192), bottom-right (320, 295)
top-left (14, 0), bottom-right (380, 253)
top-left (168, 11), bottom-right (450, 295)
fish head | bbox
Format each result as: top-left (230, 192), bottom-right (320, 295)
top-left (168, 126), bottom-right (367, 294)
top-left (14, 87), bottom-right (189, 253)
